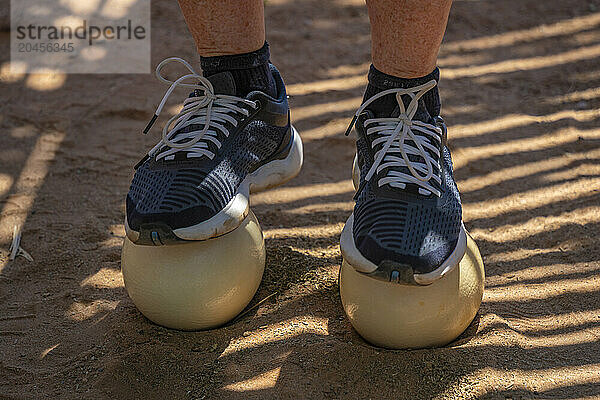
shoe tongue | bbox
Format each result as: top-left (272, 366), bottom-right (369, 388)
top-left (205, 71), bottom-right (237, 96)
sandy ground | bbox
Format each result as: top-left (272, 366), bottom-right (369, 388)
top-left (1, 0), bottom-right (600, 398)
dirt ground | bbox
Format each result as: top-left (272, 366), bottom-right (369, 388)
top-left (1, 0), bottom-right (600, 398)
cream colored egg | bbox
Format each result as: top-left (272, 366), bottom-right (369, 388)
top-left (121, 210), bottom-right (265, 330)
top-left (340, 233), bottom-right (484, 349)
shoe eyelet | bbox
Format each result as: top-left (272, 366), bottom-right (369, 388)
top-left (253, 100), bottom-right (261, 110)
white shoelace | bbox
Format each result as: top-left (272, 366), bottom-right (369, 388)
top-left (142, 57), bottom-right (259, 161)
top-left (347, 80), bottom-right (443, 197)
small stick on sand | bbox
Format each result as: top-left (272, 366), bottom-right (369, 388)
top-left (231, 292), bottom-right (278, 323)
top-left (8, 225), bottom-right (20, 261)
top-left (8, 225), bottom-right (33, 262)
top-left (0, 314), bottom-right (36, 321)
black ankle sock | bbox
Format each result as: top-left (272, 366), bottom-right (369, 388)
top-left (362, 65), bottom-right (441, 119)
top-left (200, 42), bottom-right (277, 98)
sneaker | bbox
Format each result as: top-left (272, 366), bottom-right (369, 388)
top-left (340, 79), bottom-right (466, 285)
top-left (125, 58), bottom-right (303, 245)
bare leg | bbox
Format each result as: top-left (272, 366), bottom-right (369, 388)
top-left (177, 0), bottom-right (265, 56)
top-left (366, 0), bottom-right (453, 78)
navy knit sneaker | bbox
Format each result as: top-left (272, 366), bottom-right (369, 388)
top-left (125, 58), bottom-right (303, 245)
top-left (340, 71), bottom-right (466, 285)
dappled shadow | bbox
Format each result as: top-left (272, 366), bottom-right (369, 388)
top-left (1, 0), bottom-right (600, 398)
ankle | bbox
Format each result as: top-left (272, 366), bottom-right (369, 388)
top-left (200, 42), bottom-right (277, 98)
top-left (362, 64), bottom-right (441, 118)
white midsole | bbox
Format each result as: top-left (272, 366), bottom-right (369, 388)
top-left (342, 152), bottom-right (467, 285)
top-left (125, 126), bottom-right (303, 242)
